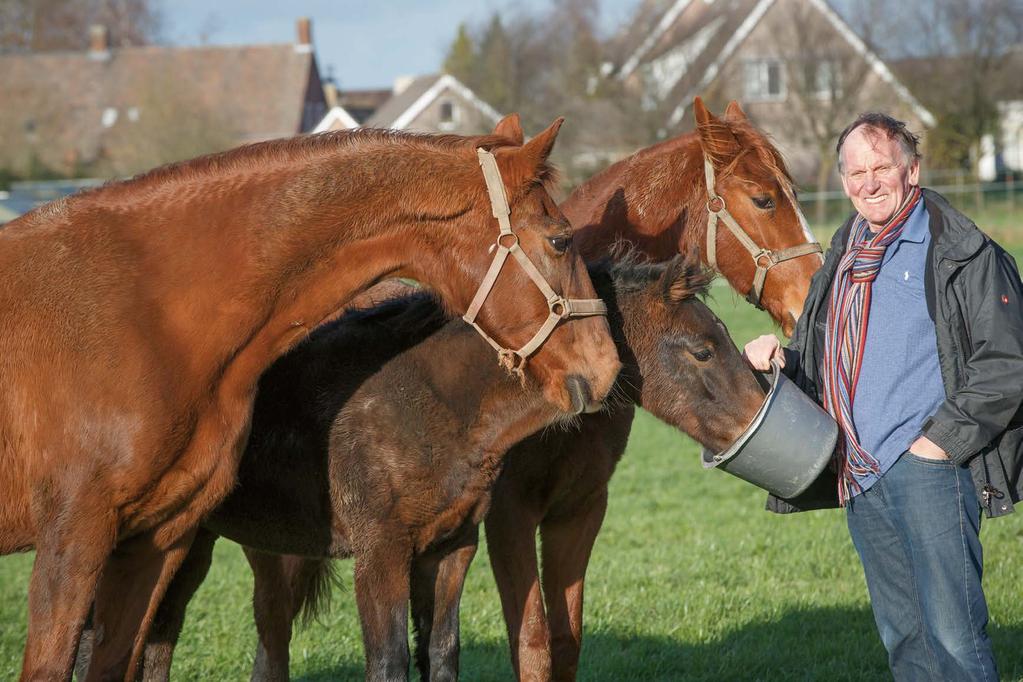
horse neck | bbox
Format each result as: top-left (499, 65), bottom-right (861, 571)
top-left (563, 134), bottom-right (708, 262)
top-left (111, 145), bottom-right (481, 378)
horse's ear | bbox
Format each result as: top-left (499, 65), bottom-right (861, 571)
top-left (662, 253), bottom-right (713, 304)
top-left (493, 113), bottom-right (524, 145)
top-left (693, 97), bottom-right (741, 166)
top-left (693, 96), bottom-right (712, 127)
top-left (723, 100), bottom-right (748, 122)
top-left (495, 117), bottom-right (564, 190)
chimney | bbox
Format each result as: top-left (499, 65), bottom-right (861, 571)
top-left (89, 25), bottom-right (110, 60)
top-left (323, 82), bottom-right (339, 108)
top-left (393, 75), bottom-right (415, 95)
top-left (295, 17), bottom-right (312, 53)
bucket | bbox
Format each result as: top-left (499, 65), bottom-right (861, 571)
top-left (701, 361), bottom-right (838, 499)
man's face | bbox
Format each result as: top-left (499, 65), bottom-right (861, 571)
top-left (839, 126), bottom-right (920, 233)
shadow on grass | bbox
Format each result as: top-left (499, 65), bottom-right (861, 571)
top-left (293, 605), bottom-right (1023, 681)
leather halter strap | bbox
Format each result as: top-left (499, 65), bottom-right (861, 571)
top-left (463, 148), bottom-right (607, 371)
top-left (703, 156), bottom-right (822, 309)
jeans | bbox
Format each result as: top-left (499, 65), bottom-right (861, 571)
top-left (846, 452), bottom-right (998, 682)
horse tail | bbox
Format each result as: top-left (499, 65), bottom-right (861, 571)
top-left (293, 557), bottom-right (342, 628)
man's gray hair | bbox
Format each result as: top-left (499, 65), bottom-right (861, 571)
top-left (836, 113), bottom-right (921, 174)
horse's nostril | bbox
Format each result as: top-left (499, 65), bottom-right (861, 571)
top-left (565, 374), bottom-right (593, 415)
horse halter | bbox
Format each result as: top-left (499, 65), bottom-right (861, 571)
top-left (463, 148), bottom-right (607, 373)
top-left (703, 156), bottom-right (822, 309)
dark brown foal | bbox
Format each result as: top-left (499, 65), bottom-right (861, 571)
top-left (129, 254), bottom-right (762, 681)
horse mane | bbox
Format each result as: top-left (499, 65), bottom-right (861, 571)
top-left (333, 288), bottom-right (451, 339)
top-left (594, 244), bottom-right (712, 302)
top-left (78, 128), bottom-right (543, 203)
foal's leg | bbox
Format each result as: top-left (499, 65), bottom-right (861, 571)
top-left (484, 506), bottom-right (550, 682)
top-left (539, 491), bottom-right (608, 682)
top-left (354, 537), bottom-right (414, 682)
top-left (246, 549), bottom-right (330, 682)
top-left (141, 527), bottom-right (219, 682)
top-left (83, 527), bottom-right (197, 682)
top-left (20, 496), bottom-right (118, 681)
top-left (409, 530), bottom-right (479, 682)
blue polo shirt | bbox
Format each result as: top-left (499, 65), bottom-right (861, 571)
top-left (847, 201), bottom-right (946, 494)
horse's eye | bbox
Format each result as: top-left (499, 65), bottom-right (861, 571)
top-left (752, 195), bottom-right (775, 210)
top-left (692, 348), bottom-right (713, 362)
top-left (548, 235), bottom-right (573, 253)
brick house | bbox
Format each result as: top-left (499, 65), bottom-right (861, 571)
top-left (0, 18), bottom-right (327, 178)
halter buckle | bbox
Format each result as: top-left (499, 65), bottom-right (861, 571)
top-left (754, 249), bottom-right (775, 269)
top-left (549, 295), bottom-right (569, 319)
top-left (707, 196), bottom-right (725, 214)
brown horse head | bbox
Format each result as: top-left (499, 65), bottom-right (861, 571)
top-left (606, 253), bottom-right (764, 453)
top-left (441, 120), bottom-right (620, 413)
top-left (692, 97), bottom-right (820, 335)
top-left (561, 100), bottom-right (819, 338)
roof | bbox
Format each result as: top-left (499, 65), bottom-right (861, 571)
top-left (337, 88), bottom-right (393, 124)
top-left (364, 74), bottom-right (502, 130)
top-left (0, 38), bottom-right (322, 176)
top-left (313, 105), bottom-right (360, 132)
top-left (612, 0), bottom-right (934, 129)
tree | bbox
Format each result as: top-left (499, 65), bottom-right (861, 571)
top-left (476, 14), bottom-right (516, 115)
top-left (774, 1), bottom-right (875, 224)
top-left (0, 0), bottom-right (161, 53)
top-left (443, 22), bottom-right (476, 85)
top-left (845, 0), bottom-right (1023, 174)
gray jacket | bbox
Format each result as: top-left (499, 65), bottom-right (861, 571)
top-left (768, 189), bottom-right (1023, 518)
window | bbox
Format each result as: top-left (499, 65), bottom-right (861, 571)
top-left (439, 101), bottom-right (455, 123)
top-left (744, 59), bottom-right (785, 101)
top-left (101, 107), bottom-right (118, 128)
top-left (808, 60), bottom-right (842, 99)
top-left (438, 100), bottom-right (458, 131)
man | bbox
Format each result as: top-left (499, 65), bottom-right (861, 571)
top-left (744, 112), bottom-right (1023, 681)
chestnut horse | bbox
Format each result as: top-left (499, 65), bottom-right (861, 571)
top-left (562, 97), bottom-right (821, 336)
top-left (473, 103), bottom-right (822, 681)
top-left (0, 123), bottom-right (621, 681)
top-left (120, 254), bottom-right (763, 681)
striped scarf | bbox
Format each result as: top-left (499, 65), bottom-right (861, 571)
top-left (821, 186), bottom-right (922, 504)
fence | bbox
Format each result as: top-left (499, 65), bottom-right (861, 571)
top-left (798, 173), bottom-right (1022, 244)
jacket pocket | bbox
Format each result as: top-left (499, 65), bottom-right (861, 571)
top-left (995, 424), bottom-right (1023, 501)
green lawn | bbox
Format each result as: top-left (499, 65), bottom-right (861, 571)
top-left (3, 244), bottom-right (1023, 681)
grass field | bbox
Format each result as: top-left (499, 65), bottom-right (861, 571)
top-left (2, 237), bottom-right (1022, 680)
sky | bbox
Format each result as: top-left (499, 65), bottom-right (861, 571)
top-left (160, 0), bottom-right (642, 90)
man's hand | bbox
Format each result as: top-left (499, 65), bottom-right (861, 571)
top-left (743, 334), bottom-right (785, 371)
top-left (909, 435), bottom-right (948, 460)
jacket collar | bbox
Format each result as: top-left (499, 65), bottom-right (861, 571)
top-left (922, 188), bottom-right (986, 263)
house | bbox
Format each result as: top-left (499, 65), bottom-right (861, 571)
top-left (605, 0), bottom-right (935, 185)
top-left (314, 74), bottom-right (502, 135)
top-left (0, 18), bottom-right (327, 179)
top-left (893, 48), bottom-right (1023, 181)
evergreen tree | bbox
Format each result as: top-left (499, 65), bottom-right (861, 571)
top-left (476, 14), bottom-right (515, 114)
top-left (443, 22), bottom-right (476, 84)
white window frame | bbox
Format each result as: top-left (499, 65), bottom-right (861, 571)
top-left (811, 60), bottom-right (842, 100)
top-left (437, 98), bottom-right (459, 132)
top-left (743, 58), bottom-right (785, 102)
